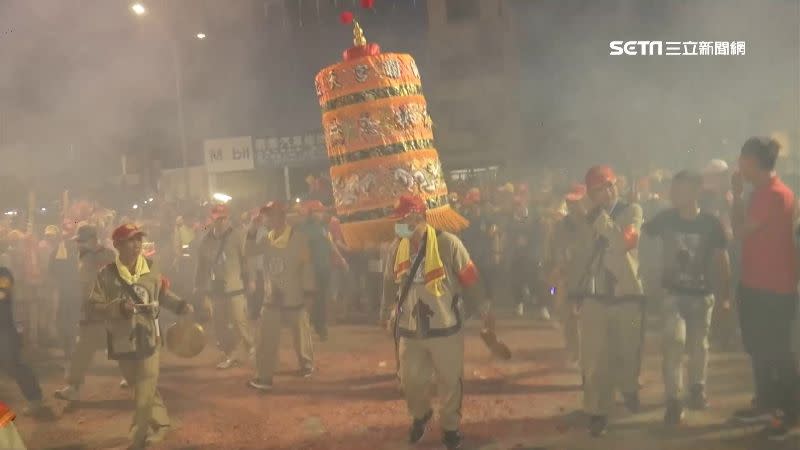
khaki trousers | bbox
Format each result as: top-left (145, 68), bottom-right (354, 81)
top-left (579, 298), bottom-right (644, 416)
top-left (662, 294), bottom-right (714, 400)
top-left (556, 299), bottom-right (581, 364)
top-left (255, 306), bottom-right (314, 380)
top-left (212, 294), bottom-right (253, 360)
top-left (66, 322), bottom-right (108, 387)
top-left (118, 349), bottom-right (169, 447)
top-left (399, 332), bottom-right (464, 432)
top-left (0, 422), bottom-right (26, 450)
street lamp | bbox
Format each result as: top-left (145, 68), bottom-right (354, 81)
top-left (212, 192), bottom-right (232, 204)
top-left (130, 2), bottom-right (147, 16)
top-left (130, 5), bottom-right (193, 201)
top-left (196, 33), bottom-right (206, 40)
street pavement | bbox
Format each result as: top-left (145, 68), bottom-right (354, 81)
top-left (3, 315), bottom-right (796, 450)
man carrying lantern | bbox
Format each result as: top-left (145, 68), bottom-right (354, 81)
top-left (382, 194), bottom-right (489, 450)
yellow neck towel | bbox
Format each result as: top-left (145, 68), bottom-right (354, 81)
top-left (268, 225), bottom-right (293, 249)
top-left (55, 241), bottom-right (68, 260)
top-left (394, 225), bottom-right (446, 297)
top-left (115, 254), bottom-right (150, 285)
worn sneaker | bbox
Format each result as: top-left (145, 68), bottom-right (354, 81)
top-left (589, 415), bottom-right (608, 437)
top-left (442, 430), bottom-right (463, 450)
top-left (664, 399), bottom-right (685, 426)
top-left (764, 414), bottom-right (797, 441)
top-left (216, 358), bottom-right (240, 370)
top-left (247, 378), bottom-right (273, 392)
top-left (120, 378), bottom-right (129, 389)
top-left (408, 409), bottom-right (433, 444)
top-left (300, 367), bottom-right (315, 378)
top-left (54, 385), bottom-right (80, 401)
top-left (732, 408), bottom-right (772, 424)
top-left (146, 425), bottom-right (171, 444)
top-left (623, 392), bottom-right (641, 413)
top-left (687, 384), bottom-right (709, 410)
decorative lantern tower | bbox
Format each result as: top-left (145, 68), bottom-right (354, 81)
top-left (314, 6), bottom-right (467, 248)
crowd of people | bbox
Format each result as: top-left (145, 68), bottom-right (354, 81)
top-left (1, 135), bottom-right (800, 449)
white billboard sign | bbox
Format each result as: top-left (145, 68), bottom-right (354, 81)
top-left (204, 136), bottom-right (255, 173)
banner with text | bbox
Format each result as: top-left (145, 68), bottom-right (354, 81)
top-left (254, 132), bottom-right (328, 168)
top-left (204, 136), bottom-right (255, 173)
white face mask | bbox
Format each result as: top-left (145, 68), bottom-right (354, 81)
top-left (394, 223), bottom-right (414, 239)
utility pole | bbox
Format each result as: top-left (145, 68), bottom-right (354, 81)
top-left (172, 38), bottom-right (191, 202)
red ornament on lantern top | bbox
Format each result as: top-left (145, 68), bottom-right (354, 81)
top-left (339, 11), bottom-right (354, 24)
top-left (360, 0), bottom-right (375, 9)
top-left (340, 13), bottom-right (380, 62)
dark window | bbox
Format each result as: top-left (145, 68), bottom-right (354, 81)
top-left (446, 0), bottom-right (480, 23)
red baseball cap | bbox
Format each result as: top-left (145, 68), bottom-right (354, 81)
top-left (565, 183), bottom-right (587, 202)
top-left (585, 165), bottom-right (617, 191)
top-left (112, 223), bottom-right (146, 243)
top-left (389, 194), bottom-right (427, 220)
top-left (463, 188), bottom-right (481, 206)
top-left (260, 200), bottom-right (287, 216)
top-left (210, 204), bottom-right (229, 220)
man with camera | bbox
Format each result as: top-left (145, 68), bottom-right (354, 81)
top-left (87, 223), bottom-right (193, 449)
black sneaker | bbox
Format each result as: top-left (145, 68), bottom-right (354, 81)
top-left (764, 415), bottom-right (797, 441)
top-left (442, 430), bottom-right (463, 450)
top-left (664, 399), bottom-right (685, 426)
top-left (247, 378), bottom-right (273, 392)
top-left (408, 410), bottom-right (433, 444)
top-left (732, 408), bottom-right (772, 424)
top-left (687, 384), bottom-right (709, 410)
top-left (589, 415), bottom-right (608, 437)
top-left (300, 367), bottom-right (315, 378)
top-left (623, 392), bottom-right (640, 413)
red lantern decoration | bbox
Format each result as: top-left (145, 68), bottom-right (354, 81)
top-left (339, 11), bottom-right (354, 24)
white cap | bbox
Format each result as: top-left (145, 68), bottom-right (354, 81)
top-left (703, 159), bottom-right (729, 175)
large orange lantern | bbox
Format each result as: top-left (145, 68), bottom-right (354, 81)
top-left (314, 16), bottom-right (467, 248)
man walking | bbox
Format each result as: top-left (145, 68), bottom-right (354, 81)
top-left (87, 223), bottom-right (193, 449)
top-left (642, 170), bottom-right (731, 425)
top-left (568, 165), bottom-right (646, 437)
top-left (382, 194), bottom-right (488, 450)
top-left (195, 205), bottom-right (253, 370)
top-left (54, 225), bottom-right (117, 401)
top-left (0, 266), bottom-right (47, 417)
top-left (247, 201), bottom-right (315, 391)
top-left (296, 200), bottom-right (336, 341)
top-left (549, 183), bottom-right (587, 368)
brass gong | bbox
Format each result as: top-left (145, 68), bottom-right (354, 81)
top-left (165, 319), bottom-right (206, 358)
